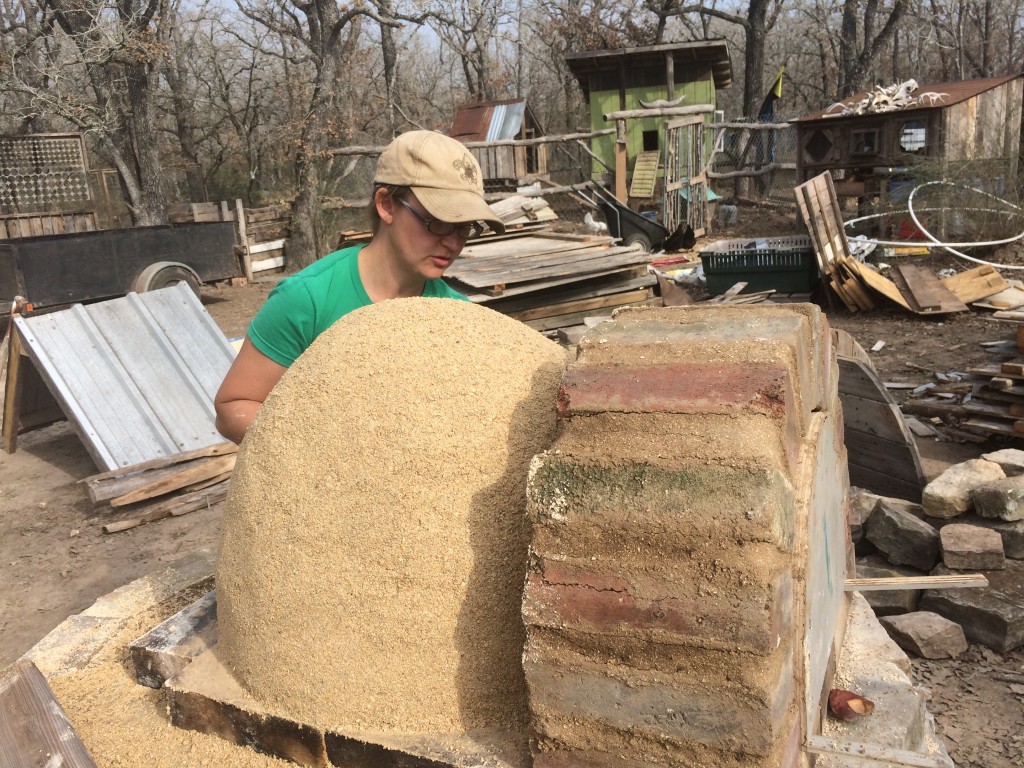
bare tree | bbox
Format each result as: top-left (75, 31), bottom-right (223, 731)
top-left (651, 0), bottom-right (787, 117)
top-left (2, 0), bottom-right (174, 224)
top-left (424, 0), bottom-right (514, 101)
top-left (235, 0), bottom-right (401, 268)
top-left (837, 0), bottom-right (909, 96)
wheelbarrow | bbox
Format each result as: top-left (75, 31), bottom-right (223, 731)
top-left (574, 183), bottom-right (695, 253)
top-left (590, 185), bottom-right (669, 252)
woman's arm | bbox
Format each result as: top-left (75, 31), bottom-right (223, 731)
top-left (214, 337), bottom-right (288, 444)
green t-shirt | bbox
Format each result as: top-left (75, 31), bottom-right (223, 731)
top-left (248, 245), bottom-right (467, 366)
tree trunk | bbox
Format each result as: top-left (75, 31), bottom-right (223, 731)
top-left (124, 61), bottom-right (168, 226)
top-left (288, 148), bottom-right (323, 270)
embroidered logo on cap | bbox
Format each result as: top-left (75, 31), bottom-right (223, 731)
top-left (453, 156), bottom-right (478, 186)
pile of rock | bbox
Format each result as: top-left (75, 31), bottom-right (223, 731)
top-left (853, 448), bottom-right (1024, 657)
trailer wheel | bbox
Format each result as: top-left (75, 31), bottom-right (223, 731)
top-left (133, 262), bottom-right (201, 297)
top-left (624, 232), bottom-right (652, 252)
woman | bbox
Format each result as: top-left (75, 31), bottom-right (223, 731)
top-left (214, 130), bottom-right (504, 444)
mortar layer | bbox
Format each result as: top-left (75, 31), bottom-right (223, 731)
top-left (216, 298), bottom-right (568, 735)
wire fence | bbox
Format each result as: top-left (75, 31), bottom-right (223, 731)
top-left (706, 122), bottom-right (799, 206)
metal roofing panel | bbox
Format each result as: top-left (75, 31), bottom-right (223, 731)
top-left (487, 102), bottom-right (526, 141)
top-left (798, 75), bottom-right (1022, 123)
top-left (14, 283), bottom-right (234, 471)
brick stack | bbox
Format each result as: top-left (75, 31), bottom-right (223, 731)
top-left (523, 304), bottom-right (850, 768)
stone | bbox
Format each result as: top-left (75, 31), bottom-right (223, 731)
top-left (940, 524), bottom-right (1006, 570)
top-left (879, 612), bottom-right (969, 659)
top-left (981, 448), bottom-right (1024, 476)
top-left (848, 488), bottom-right (880, 549)
top-left (960, 515), bottom-right (1024, 559)
top-left (922, 459), bottom-right (1005, 519)
top-left (865, 500), bottom-right (941, 572)
top-left (855, 555), bottom-right (922, 616)
top-left (920, 561), bottom-right (1024, 653)
top-left (971, 475), bottom-right (1024, 521)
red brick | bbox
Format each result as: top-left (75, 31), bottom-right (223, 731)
top-left (523, 556), bottom-right (792, 655)
top-left (556, 362), bottom-right (794, 422)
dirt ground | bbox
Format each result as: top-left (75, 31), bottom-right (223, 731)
top-left (2, 209), bottom-right (1023, 767)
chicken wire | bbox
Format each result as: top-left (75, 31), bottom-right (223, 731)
top-left (706, 122), bottom-right (798, 205)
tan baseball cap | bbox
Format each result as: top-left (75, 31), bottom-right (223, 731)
top-left (374, 130), bottom-right (505, 234)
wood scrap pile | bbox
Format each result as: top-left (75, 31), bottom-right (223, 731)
top-left (335, 194), bottom-right (557, 251)
top-left (900, 326), bottom-right (1024, 441)
top-left (795, 172), bottom-right (1011, 314)
top-left (82, 443), bottom-right (237, 533)
top-left (489, 194), bottom-right (558, 232)
top-left (444, 233), bottom-right (658, 332)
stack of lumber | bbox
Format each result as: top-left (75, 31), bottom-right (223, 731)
top-left (82, 443), bottom-right (237, 533)
top-left (900, 327), bottom-right (1024, 440)
top-left (333, 194), bottom-right (558, 251)
top-left (794, 173), bottom-right (1008, 314)
top-left (445, 233), bottom-right (658, 332)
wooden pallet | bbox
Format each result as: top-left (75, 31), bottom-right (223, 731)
top-left (794, 173), bottom-right (1000, 315)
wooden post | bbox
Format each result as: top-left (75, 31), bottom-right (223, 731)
top-left (615, 119), bottom-right (628, 204)
top-left (2, 324), bottom-right (25, 454)
top-left (234, 199), bottom-right (254, 282)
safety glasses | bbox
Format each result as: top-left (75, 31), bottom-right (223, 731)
top-left (396, 197), bottom-right (483, 240)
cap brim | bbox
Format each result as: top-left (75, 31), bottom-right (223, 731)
top-left (414, 187), bottom-right (506, 235)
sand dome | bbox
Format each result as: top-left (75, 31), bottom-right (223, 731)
top-left (215, 297), bottom-right (568, 735)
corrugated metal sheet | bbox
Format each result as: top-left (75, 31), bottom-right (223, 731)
top-left (14, 283), bottom-right (234, 471)
top-left (450, 99), bottom-right (528, 142)
top-left (487, 102), bottom-right (526, 141)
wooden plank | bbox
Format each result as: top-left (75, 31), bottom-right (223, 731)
top-left (86, 451), bottom-right (236, 506)
top-left (109, 454), bottom-right (236, 507)
top-left (485, 272), bottom-right (654, 315)
top-left (82, 441), bottom-right (239, 484)
top-left (0, 659), bottom-right (97, 767)
top-left (829, 274), bottom-right (860, 312)
top-left (2, 327), bottom-right (25, 454)
top-left (103, 480), bottom-right (230, 533)
top-left (844, 428), bottom-right (925, 481)
top-left (806, 735), bottom-right (952, 767)
top-left (452, 250), bottom-right (650, 290)
top-left (508, 288), bottom-right (655, 323)
top-left (941, 264), bottom-right (1008, 303)
top-left (522, 297), bottom-right (662, 332)
top-left (847, 464), bottom-right (927, 502)
top-left (844, 258), bottom-right (913, 310)
top-left (451, 265), bottom-right (652, 304)
top-left (894, 264), bottom-right (969, 313)
top-left (130, 591), bottom-right (218, 688)
top-left (846, 574), bottom-right (988, 591)
top-left (234, 199), bottom-right (254, 282)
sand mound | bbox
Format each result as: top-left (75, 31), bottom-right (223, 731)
top-left (216, 297), bottom-right (568, 735)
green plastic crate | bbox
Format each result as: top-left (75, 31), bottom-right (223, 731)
top-left (700, 235), bottom-right (817, 295)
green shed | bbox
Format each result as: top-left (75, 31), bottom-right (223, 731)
top-left (564, 40), bottom-right (733, 183)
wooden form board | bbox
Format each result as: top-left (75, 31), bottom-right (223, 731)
top-left (835, 329), bottom-right (926, 501)
top-left (0, 659), bottom-right (97, 767)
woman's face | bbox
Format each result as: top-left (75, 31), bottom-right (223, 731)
top-left (379, 189), bottom-right (474, 280)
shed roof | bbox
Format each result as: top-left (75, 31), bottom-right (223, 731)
top-left (798, 74), bottom-right (1023, 123)
top-left (564, 39), bottom-right (733, 96)
top-left (449, 99), bottom-right (537, 142)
